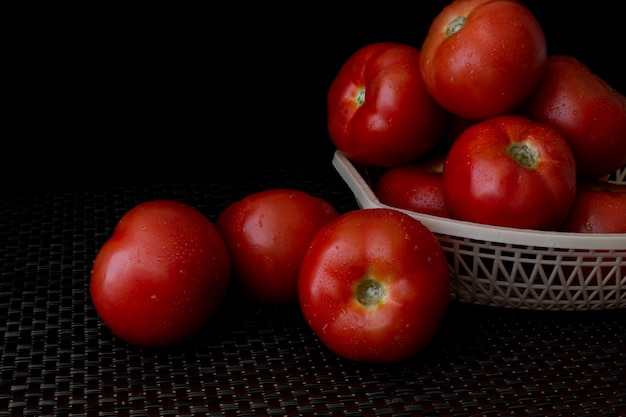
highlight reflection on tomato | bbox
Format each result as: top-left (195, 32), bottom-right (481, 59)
top-left (298, 208), bottom-right (450, 363)
top-left (521, 54), bottom-right (626, 180)
top-left (327, 42), bottom-right (450, 167)
top-left (443, 115), bottom-right (577, 230)
top-left (90, 199), bottom-right (231, 348)
top-left (216, 188), bottom-right (339, 305)
top-left (419, 0), bottom-right (547, 120)
top-left (375, 154), bottom-right (450, 218)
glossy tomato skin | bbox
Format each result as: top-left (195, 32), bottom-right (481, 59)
top-left (216, 189), bottom-right (339, 305)
top-left (560, 181), bottom-right (626, 233)
top-left (375, 154), bottom-right (451, 218)
top-left (520, 55), bottom-right (626, 180)
top-left (443, 115), bottom-right (577, 230)
top-left (298, 208), bottom-right (450, 363)
top-left (327, 42), bottom-right (450, 167)
top-left (90, 199), bottom-right (231, 348)
top-left (419, 0), bottom-right (547, 120)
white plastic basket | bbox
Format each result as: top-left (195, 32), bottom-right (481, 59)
top-left (333, 150), bottom-right (626, 311)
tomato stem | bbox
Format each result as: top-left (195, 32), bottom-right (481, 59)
top-left (356, 278), bottom-right (385, 307)
top-left (446, 16), bottom-right (466, 37)
top-left (508, 143), bottom-right (538, 169)
top-left (355, 87), bottom-right (366, 107)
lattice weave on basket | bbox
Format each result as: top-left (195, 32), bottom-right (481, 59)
top-left (439, 235), bottom-right (625, 310)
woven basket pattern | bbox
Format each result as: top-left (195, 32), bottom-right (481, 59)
top-left (333, 151), bottom-right (626, 311)
top-left (441, 236), bottom-right (625, 310)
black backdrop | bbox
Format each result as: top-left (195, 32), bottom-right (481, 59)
top-left (6, 1), bottom-right (624, 193)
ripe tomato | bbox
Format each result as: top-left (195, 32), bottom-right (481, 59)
top-left (443, 115), bottom-right (577, 230)
top-left (90, 199), bottom-right (231, 348)
top-left (298, 208), bottom-right (450, 363)
top-left (558, 181), bottom-right (625, 282)
top-left (327, 42), bottom-right (450, 168)
top-left (216, 188), bottom-right (339, 305)
top-left (375, 154), bottom-right (451, 218)
top-left (419, 0), bottom-right (547, 120)
top-left (520, 55), bottom-right (626, 180)
top-left (560, 181), bottom-right (626, 233)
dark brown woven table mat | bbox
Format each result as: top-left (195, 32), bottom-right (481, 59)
top-left (1, 164), bottom-right (625, 417)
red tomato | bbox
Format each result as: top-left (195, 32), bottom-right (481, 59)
top-left (419, 0), bottom-right (547, 120)
top-left (216, 188), bottom-right (339, 305)
top-left (520, 55), bottom-right (626, 180)
top-left (90, 199), bottom-right (231, 348)
top-left (327, 42), bottom-right (450, 167)
top-left (443, 115), bottom-right (577, 230)
top-left (558, 181), bottom-right (625, 282)
top-left (560, 181), bottom-right (626, 233)
top-left (375, 154), bottom-right (451, 218)
top-left (298, 208), bottom-right (450, 363)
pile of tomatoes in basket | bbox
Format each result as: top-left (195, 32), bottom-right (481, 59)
top-left (89, 0), bottom-right (624, 362)
top-left (328, 0), bottom-right (626, 234)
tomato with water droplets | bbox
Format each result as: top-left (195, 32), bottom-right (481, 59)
top-left (216, 188), bottom-right (339, 305)
top-left (327, 42), bottom-right (450, 167)
top-left (298, 208), bottom-right (450, 363)
top-left (419, 0), bottom-right (547, 120)
top-left (442, 114), bottom-right (577, 230)
top-left (520, 54), bottom-right (626, 180)
top-left (375, 154), bottom-right (450, 218)
top-left (90, 199), bottom-right (231, 348)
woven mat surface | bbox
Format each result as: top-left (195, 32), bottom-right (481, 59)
top-left (1, 164), bottom-right (625, 417)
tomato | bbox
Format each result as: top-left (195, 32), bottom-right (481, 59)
top-left (443, 114), bottom-right (577, 230)
top-left (558, 181), bottom-right (625, 282)
top-left (520, 55), bottom-right (626, 180)
top-left (216, 188), bottom-right (339, 305)
top-left (90, 199), bottom-right (231, 348)
top-left (560, 181), bottom-right (626, 233)
top-left (419, 0), bottom-right (547, 120)
top-left (327, 42), bottom-right (450, 168)
top-left (375, 154), bottom-right (451, 218)
top-left (298, 208), bottom-right (450, 363)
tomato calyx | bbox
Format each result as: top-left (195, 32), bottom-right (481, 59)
top-left (355, 277), bottom-right (386, 307)
top-left (508, 142), bottom-right (538, 169)
top-left (445, 15), bottom-right (466, 36)
top-left (354, 87), bottom-right (366, 108)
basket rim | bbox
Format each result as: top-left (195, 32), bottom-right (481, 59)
top-left (333, 150), bottom-right (626, 250)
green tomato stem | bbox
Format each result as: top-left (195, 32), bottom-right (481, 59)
top-left (356, 278), bottom-right (385, 307)
top-left (509, 143), bottom-right (539, 169)
top-left (355, 87), bottom-right (366, 108)
top-left (446, 16), bottom-right (466, 37)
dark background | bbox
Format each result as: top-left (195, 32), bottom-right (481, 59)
top-left (6, 2), bottom-right (624, 194)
